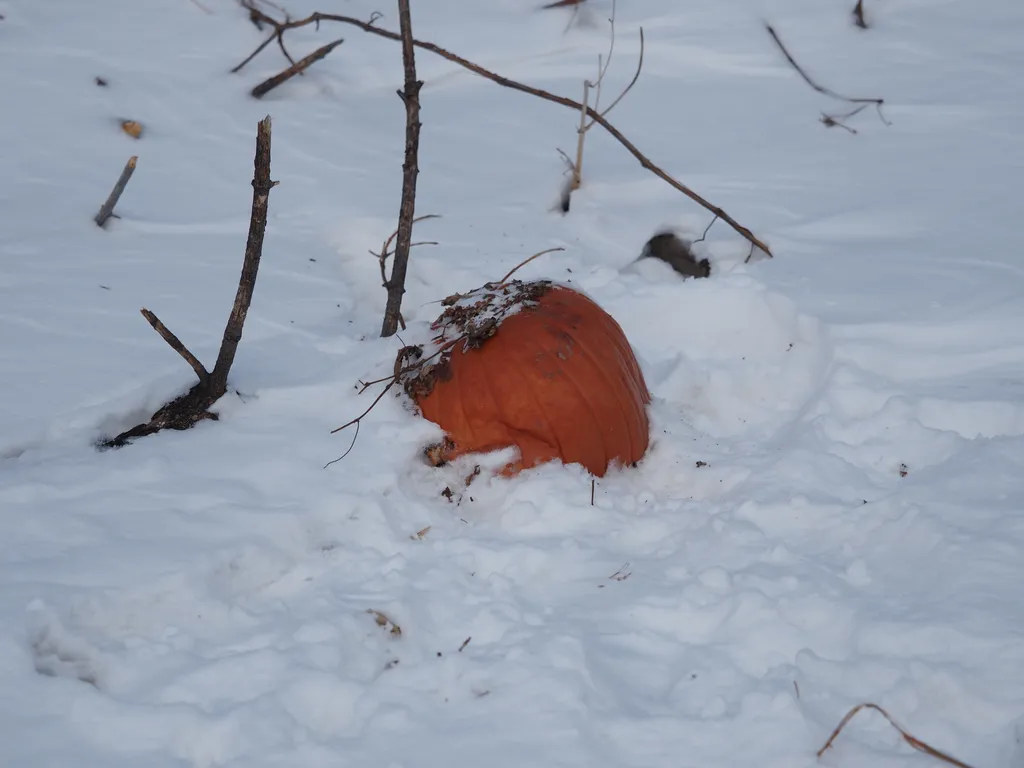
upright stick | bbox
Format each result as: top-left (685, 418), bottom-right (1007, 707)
top-left (209, 116), bottom-right (276, 393)
top-left (95, 156), bottom-right (138, 227)
top-left (381, 0), bottom-right (423, 338)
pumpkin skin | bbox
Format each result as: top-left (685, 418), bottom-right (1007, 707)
top-left (408, 282), bottom-right (651, 477)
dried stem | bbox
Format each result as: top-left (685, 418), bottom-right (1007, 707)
top-left (572, 80), bottom-right (590, 191)
top-left (497, 247), bottom-right (565, 285)
top-left (251, 37), bottom-right (344, 98)
top-left (765, 23), bottom-right (888, 126)
top-left (381, 0), bottom-right (423, 338)
top-left (94, 156), bottom-right (138, 227)
top-left (232, 4), bottom-right (772, 257)
top-left (818, 703), bottom-right (976, 768)
top-left (102, 116), bottom-right (277, 448)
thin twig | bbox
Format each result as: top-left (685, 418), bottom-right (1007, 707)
top-left (330, 379), bottom-right (398, 434)
top-left (497, 247), bottom-right (565, 285)
top-left (251, 38), bottom-right (344, 98)
top-left (692, 215), bottom-right (719, 245)
top-left (140, 309), bottom-right (210, 386)
top-left (765, 23), bottom-right (889, 125)
top-left (591, 28), bottom-right (643, 123)
top-left (94, 156), bottom-right (138, 227)
top-left (231, 5), bottom-right (772, 257)
top-left (589, 0), bottom-right (617, 119)
top-left (818, 703), bottom-right (977, 768)
top-left (381, 0), bottom-right (423, 338)
top-left (324, 420), bottom-right (359, 468)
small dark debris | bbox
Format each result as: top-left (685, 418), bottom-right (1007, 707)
top-left (899, 463), bottom-right (908, 478)
top-left (95, 76), bottom-right (108, 87)
top-left (458, 637), bottom-right (471, 652)
top-left (99, 285), bottom-right (110, 290)
top-left (695, 460), bottom-right (708, 468)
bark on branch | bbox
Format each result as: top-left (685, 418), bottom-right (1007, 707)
top-left (101, 116), bottom-right (277, 448)
top-left (381, 0), bottom-right (422, 338)
top-left (233, 4), bottom-right (772, 257)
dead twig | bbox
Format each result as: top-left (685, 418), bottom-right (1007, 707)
top-left (251, 37), bottom-right (344, 98)
top-left (497, 247), bottom-right (565, 285)
top-left (140, 309), bottom-right (209, 387)
top-left (381, 0), bottom-right (423, 338)
top-left (238, 0), bottom-right (299, 69)
top-left (561, 0), bottom-right (645, 210)
top-left (101, 116), bottom-right (277, 448)
top-left (818, 702), bottom-right (976, 768)
top-left (231, 4), bottom-right (772, 257)
top-left (765, 23), bottom-right (888, 127)
top-left (94, 156), bottom-right (138, 227)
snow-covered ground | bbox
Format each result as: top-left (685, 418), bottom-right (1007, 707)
top-left (3, 0), bottom-right (1024, 765)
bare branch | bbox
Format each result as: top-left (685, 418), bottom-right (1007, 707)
top-left (140, 308), bottom-right (210, 386)
top-left (251, 38), bottom-right (344, 98)
top-left (381, 0), bottom-right (424, 338)
top-left (765, 23), bottom-right (888, 126)
top-left (101, 116), bottom-right (278, 448)
top-left (94, 156), bottom-right (138, 227)
top-left (231, 5), bottom-right (772, 257)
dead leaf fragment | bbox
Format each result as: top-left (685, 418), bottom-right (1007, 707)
top-left (367, 609), bottom-right (402, 637)
top-left (120, 120), bottom-right (143, 139)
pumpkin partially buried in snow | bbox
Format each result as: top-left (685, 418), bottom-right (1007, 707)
top-left (396, 279), bottom-right (651, 477)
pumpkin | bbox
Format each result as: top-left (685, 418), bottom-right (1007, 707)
top-left (398, 279), bottom-right (650, 477)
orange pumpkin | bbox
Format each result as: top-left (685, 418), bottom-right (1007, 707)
top-left (398, 280), bottom-right (650, 477)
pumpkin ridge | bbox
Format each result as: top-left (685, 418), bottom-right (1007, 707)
top-left (583, 304), bottom-right (650, 449)
top-left (501, 329), bottom-right (568, 465)
top-left (467, 313), bottom-right (568, 469)
top-left (548, 321), bottom-right (622, 472)
top-left (549, 290), bottom-right (643, 465)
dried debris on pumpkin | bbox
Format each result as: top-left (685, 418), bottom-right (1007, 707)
top-left (395, 279), bottom-right (553, 402)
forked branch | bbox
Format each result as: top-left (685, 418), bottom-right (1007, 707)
top-left (765, 23), bottom-right (888, 127)
top-left (101, 116), bottom-right (277, 448)
top-left (233, 4), bottom-right (772, 257)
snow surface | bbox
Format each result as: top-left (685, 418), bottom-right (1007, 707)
top-left (3, 0), bottom-right (1024, 766)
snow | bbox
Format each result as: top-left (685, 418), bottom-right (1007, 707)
top-left (3, 0), bottom-right (1024, 766)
